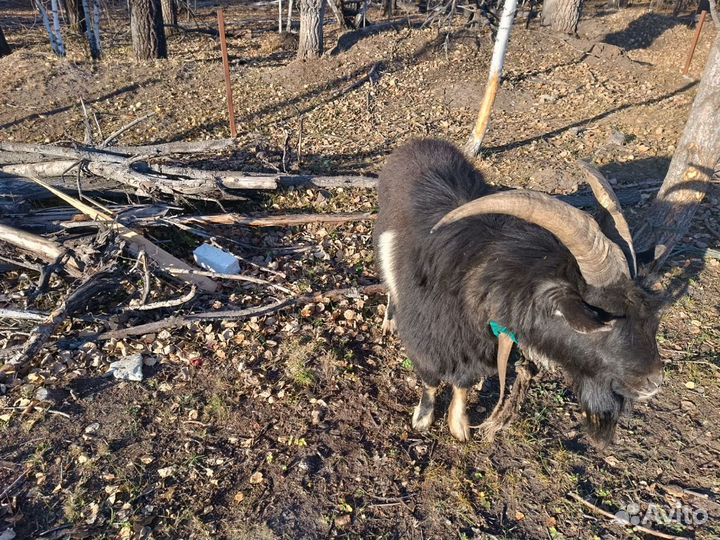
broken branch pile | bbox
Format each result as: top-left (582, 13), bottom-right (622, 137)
top-left (0, 133), bottom-right (384, 382)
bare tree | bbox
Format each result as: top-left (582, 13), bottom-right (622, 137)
top-left (161, 0), bottom-right (177, 35)
top-left (634, 31), bottom-right (720, 268)
top-left (81, 0), bottom-right (102, 59)
top-left (64, 0), bottom-right (86, 32)
top-left (130, 0), bottom-right (167, 59)
top-left (297, 0), bottom-right (325, 58)
top-left (542, 0), bottom-right (582, 34)
top-left (35, 0), bottom-right (66, 56)
top-left (0, 26), bottom-right (11, 57)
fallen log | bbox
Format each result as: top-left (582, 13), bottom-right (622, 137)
top-left (0, 223), bottom-right (82, 277)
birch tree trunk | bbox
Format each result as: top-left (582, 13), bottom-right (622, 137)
top-left (297, 0), bottom-right (325, 58)
top-left (81, 0), bottom-right (101, 59)
top-left (634, 34), bottom-right (720, 269)
top-left (286, 0), bottom-right (294, 31)
top-left (542, 0), bottom-right (582, 34)
top-left (465, 0), bottom-right (518, 156)
top-left (50, 0), bottom-right (67, 55)
top-left (36, 0), bottom-right (66, 56)
top-left (0, 26), bottom-right (11, 57)
top-left (130, 0), bottom-right (167, 59)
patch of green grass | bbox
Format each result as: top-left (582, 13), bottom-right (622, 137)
top-left (208, 393), bottom-right (229, 420)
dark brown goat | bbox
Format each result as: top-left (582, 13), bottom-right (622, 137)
top-left (373, 139), bottom-right (664, 445)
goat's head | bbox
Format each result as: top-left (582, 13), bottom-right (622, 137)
top-left (433, 162), bottom-right (664, 446)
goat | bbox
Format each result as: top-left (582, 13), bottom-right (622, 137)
top-left (373, 138), bottom-right (664, 446)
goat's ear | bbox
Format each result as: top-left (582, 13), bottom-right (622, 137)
top-left (553, 296), bottom-right (615, 334)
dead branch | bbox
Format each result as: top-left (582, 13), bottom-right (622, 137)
top-left (170, 211), bottom-right (375, 227)
top-left (0, 142), bottom-right (127, 163)
top-left (166, 268), bottom-right (292, 294)
top-left (96, 283), bottom-right (386, 340)
top-left (567, 492), bottom-right (690, 540)
top-left (100, 113), bottom-right (156, 148)
top-left (0, 308), bottom-right (49, 321)
top-left (0, 223), bottom-right (82, 277)
top-left (106, 138), bottom-right (238, 156)
top-left (23, 175), bottom-right (218, 293)
top-left (125, 284), bottom-right (197, 311)
top-left (9, 264), bottom-right (119, 374)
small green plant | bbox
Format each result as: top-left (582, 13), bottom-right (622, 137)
top-left (402, 358), bottom-right (414, 371)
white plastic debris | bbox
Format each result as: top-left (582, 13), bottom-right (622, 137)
top-left (193, 243), bottom-right (240, 274)
top-left (108, 354), bottom-right (144, 381)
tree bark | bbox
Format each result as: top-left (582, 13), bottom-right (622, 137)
top-left (298, 0), bottom-right (326, 58)
top-left (130, 0), bottom-right (167, 60)
top-left (161, 0), bottom-right (177, 34)
top-left (542, 0), bottom-right (582, 34)
top-left (326, 0), bottom-right (350, 29)
top-left (633, 35), bottom-right (720, 269)
top-left (0, 26), bottom-right (11, 56)
top-left (65, 0), bottom-right (86, 32)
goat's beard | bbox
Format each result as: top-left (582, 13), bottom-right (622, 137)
top-left (574, 378), bottom-right (627, 448)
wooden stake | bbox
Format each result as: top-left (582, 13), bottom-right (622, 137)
top-left (683, 11), bottom-right (707, 76)
top-left (217, 9), bottom-right (237, 138)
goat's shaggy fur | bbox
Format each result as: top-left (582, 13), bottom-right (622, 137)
top-left (374, 139), bottom-right (663, 445)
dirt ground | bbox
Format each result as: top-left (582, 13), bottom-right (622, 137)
top-left (1, 1), bottom-right (720, 539)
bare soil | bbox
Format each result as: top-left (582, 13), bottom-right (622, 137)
top-left (1, 2), bottom-right (720, 540)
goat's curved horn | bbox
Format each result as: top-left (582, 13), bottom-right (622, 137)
top-left (431, 190), bottom-right (630, 288)
top-left (577, 160), bottom-right (637, 277)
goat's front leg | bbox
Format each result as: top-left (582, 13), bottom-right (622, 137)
top-left (412, 382), bottom-right (437, 431)
top-left (448, 385), bottom-right (471, 441)
top-left (381, 293), bottom-right (397, 336)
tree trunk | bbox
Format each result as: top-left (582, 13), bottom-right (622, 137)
top-left (633, 35), bottom-right (720, 269)
top-left (65, 0), bottom-right (86, 32)
top-left (465, 0), bottom-right (518, 156)
top-left (130, 0), bottom-right (167, 60)
top-left (161, 0), bottom-right (177, 35)
top-left (326, 0), bottom-right (350, 30)
top-left (383, 0), bottom-right (396, 16)
top-left (297, 0), bottom-right (325, 58)
top-left (542, 0), bottom-right (582, 34)
top-left (0, 26), bottom-right (11, 57)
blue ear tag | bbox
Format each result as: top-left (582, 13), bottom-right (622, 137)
top-left (489, 320), bottom-right (519, 347)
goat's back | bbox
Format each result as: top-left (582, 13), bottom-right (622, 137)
top-left (376, 139), bottom-right (489, 237)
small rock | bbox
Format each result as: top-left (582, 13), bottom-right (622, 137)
top-left (34, 387), bottom-right (67, 403)
top-left (84, 422), bottom-right (101, 435)
top-left (108, 354), bottom-right (144, 381)
top-left (335, 514), bottom-right (351, 528)
top-left (143, 356), bottom-right (158, 367)
top-left (249, 471), bottom-right (264, 484)
top-left (158, 466), bottom-right (174, 478)
top-left (607, 129), bottom-right (628, 146)
top-left (685, 381), bottom-right (696, 390)
top-left (0, 529), bottom-right (16, 540)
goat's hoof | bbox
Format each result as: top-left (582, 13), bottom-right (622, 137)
top-left (412, 405), bottom-right (434, 431)
top-left (448, 413), bottom-right (471, 442)
top-left (381, 315), bottom-right (397, 336)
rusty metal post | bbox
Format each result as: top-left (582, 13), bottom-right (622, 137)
top-left (683, 11), bottom-right (707, 76)
top-left (217, 8), bottom-right (237, 138)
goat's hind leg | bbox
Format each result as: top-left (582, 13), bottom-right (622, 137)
top-left (412, 382), bottom-right (437, 431)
